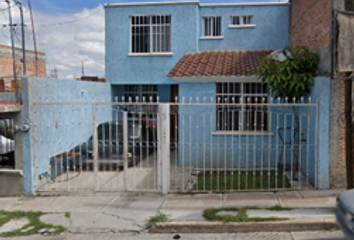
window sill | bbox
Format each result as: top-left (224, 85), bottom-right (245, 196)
top-left (228, 24), bottom-right (256, 29)
top-left (200, 36), bottom-right (224, 40)
top-left (212, 131), bottom-right (274, 136)
top-left (127, 52), bottom-right (173, 57)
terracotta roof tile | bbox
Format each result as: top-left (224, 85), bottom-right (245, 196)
top-left (168, 50), bottom-right (272, 78)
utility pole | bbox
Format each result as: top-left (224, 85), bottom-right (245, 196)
top-left (18, 1), bottom-right (26, 76)
top-left (6, 0), bottom-right (19, 103)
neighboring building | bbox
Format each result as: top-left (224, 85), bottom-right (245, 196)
top-left (0, 45), bottom-right (46, 91)
top-left (288, 0), bottom-right (353, 188)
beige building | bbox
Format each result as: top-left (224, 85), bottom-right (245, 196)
top-left (0, 45), bottom-right (46, 92)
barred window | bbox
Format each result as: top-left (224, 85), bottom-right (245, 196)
top-left (203, 16), bottom-right (222, 37)
top-left (230, 15), bottom-right (254, 26)
top-left (216, 82), bottom-right (268, 132)
top-left (131, 15), bottom-right (171, 53)
top-left (123, 85), bottom-right (158, 102)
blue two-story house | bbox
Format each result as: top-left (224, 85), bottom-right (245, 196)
top-left (106, 1), bottom-right (289, 103)
top-left (105, 1), bottom-right (331, 190)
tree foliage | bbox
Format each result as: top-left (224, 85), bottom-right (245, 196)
top-left (256, 46), bottom-right (319, 101)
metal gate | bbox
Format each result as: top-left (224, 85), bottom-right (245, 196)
top-left (33, 97), bottom-right (318, 193)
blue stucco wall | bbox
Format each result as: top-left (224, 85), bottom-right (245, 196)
top-left (105, 3), bottom-right (198, 85)
top-left (105, 3), bottom-right (290, 85)
top-left (21, 77), bottom-right (112, 195)
top-left (177, 78), bottom-right (329, 189)
top-left (309, 77), bottom-right (331, 189)
top-left (198, 5), bottom-right (290, 51)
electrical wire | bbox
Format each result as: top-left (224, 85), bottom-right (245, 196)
top-left (0, 4), bottom-right (16, 12)
top-left (36, 7), bottom-right (103, 28)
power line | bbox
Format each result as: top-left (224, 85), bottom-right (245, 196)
top-left (36, 7), bottom-right (103, 28)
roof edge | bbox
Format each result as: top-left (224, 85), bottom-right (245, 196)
top-left (171, 76), bottom-right (261, 82)
top-left (105, 1), bottom-right (290, 8)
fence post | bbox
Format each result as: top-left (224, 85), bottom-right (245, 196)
top-left (123, 111), bottom-right (129, 191)
top-left (92, 103), bottom-right (99, 192)
top-left (158, 104), bottom-right (170, 194)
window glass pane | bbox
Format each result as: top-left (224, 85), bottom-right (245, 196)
top-left (213, 17), bottom-right (221, 36)
top-left (131, 15), bottom-right (170, 53)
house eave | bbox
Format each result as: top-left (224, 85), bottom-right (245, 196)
top-left (105, 1), bottom-right (290, 8)
top-left (171, 76), bottom-right (261, 83)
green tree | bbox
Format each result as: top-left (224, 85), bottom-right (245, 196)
top-left (256, 46), bottom-right (319, 175)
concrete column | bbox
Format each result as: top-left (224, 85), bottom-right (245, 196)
top-left (158, 104), bottom-right (170, 194)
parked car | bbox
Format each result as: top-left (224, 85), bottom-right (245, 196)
top-left (336, 189), bottom-right (354, 239)
top-left (0, 119), bottom-right (15, 168)
top-left (72, 118), bottom-right (157, 170)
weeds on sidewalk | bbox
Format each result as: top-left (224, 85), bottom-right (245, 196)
top-left (0, 210), bottom-right (65, 237)
top-left (265, 204), bottom-right (292, 211)
top-left (203, 206), bottom-right (290, 223)
top-left (64, 212), bottom-right (71, 218)
top-left (146, 214), bottom-right (168, 228)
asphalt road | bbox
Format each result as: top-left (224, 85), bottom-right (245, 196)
top-left (0, 231), bottom-right (348, 240)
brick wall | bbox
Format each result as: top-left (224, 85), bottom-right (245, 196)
top-left (289, 0), bottom-right (332, 52)
top-left (290, 0), bottom-right (349, 188)
top-left (0, 45), bottom-right (46, 92)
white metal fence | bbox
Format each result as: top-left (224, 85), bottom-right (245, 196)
top-left (32, 97), bottom-right (318, 193)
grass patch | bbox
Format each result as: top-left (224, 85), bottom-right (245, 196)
top-left (64, 212), bottom-right (71, 218)
top-left (265, 205), bottom-right (293, 211)
top-left (193, 171), bottom-right (291, 191)
top-left (0, 210), bottom-right (65, 237)
top-left (146, 214), bottom-right (168, 228)
top-left (202, 207), bottom-right (290, 223)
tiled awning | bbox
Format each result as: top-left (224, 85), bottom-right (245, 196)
top-left (168, 50), bottom-right (273, 79)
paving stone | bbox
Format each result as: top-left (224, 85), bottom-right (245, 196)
top-left (224, 193), bottom-right (278, 208)
top-left (0, 198), bottom-right (21, 211)
top-left (217, 211), bottom-right (238, 217)
top-left (280, 197), bottom-right (336, 208)
top-left (291, 231), bottom-right (345, 240)
top-left (159, 210), bottom-right (204, 221)
top-left (300, 189), bottom-right (344, 198)
top-left (40, 213), bottom-right (71, 228)
top-left (247, 208), bottom-right (335, 219)
top-left (70, 212), bottom-right (141, 232)
top-left (6, 197), bottom-right (56, 212)
top-left (162, 195), bottom-right (222, 210)
top-left (276, 191), bottom-right (302, 199)
top-left (0, 218), bottom-right (29, 234)
top-left (21, 226), bottom-right (34, 233)
top-left (104, 195), bottom-right (167, 226)
top-left (37, 228), bottom-right (47, 233)
top-left (49, 196), bottom-right (116, 213)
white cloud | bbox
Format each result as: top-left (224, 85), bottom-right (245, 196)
top-left (0, 1), bottom-right (105, 79)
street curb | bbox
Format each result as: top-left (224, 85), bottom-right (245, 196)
top-left (149, 219), bottom-right (339, 233)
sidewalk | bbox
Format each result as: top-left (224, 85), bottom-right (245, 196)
top-left (0, 189), bottom-right (344, 234)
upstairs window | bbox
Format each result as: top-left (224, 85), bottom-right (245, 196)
top-left (230, 15), bottom-right (254, 27)
top-left (203, 16), bottom-right (222, 37)
top-left (130, 15), bottom-right (171, 53)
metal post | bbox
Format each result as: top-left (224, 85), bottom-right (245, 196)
top-left (158, 104), bottom-right (170, 194)
top-left (345, 79), bottom-right (353, 189)
top-left (123, 111), bottom-right (129, 191)
top-left (6, 0), bottom-right (19, 103)
top-left (18, 1), bottom-right (26, 76)
top-left (92, 104), bottom-right (99, 192)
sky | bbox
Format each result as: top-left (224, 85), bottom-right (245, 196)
top-left (0, 0), bottom-right (286, 79)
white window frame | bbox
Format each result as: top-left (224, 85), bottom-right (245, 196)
top-left (201, 16), bottom-right (223, 40)
top-left (229, 15), bottom-right (256, 29)
top-left (214, 82), bottom-right (270, 135)
top-left (129, 15), bottom-right (172, 55)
